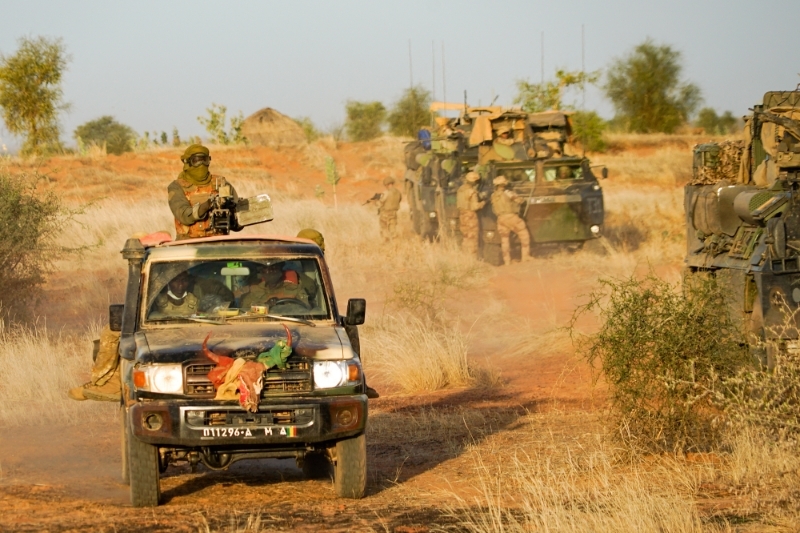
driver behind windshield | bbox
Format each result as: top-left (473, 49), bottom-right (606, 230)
top-left (240, 262), bottom-right (311, 310)
top-left (151, 271), bottom-right (199, 317)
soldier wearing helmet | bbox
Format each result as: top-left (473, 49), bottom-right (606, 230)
top-left (456, 171), bottom-right (486, 257)
top-left (296, 228), bottom-right (325, 254)
top-left (491, 175), bottom-right (532, 265)
top-left (168, 144), bottom-right (239, 240)
top-left (375, 176), bottom-right (402, 242)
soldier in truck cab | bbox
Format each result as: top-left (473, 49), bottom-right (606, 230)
top-left (168, 144), bottom-right (239, 240)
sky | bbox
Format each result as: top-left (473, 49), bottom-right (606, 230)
top-left (1, 0), bottom-right (799, 152)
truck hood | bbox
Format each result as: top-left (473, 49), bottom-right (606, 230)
top-left (133, 322), bottom-right (353, 364)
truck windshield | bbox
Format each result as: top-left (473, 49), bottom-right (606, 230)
top-left (144, 258), bottom-right (330, 323)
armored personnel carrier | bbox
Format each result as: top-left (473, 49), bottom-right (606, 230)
top-left (403, 106), bottom-right (606, 261)
top-left (684, 90), bottom-right (800, 365)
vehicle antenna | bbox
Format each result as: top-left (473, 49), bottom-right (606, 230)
top-left (432, 40), bottom-right (436, 104)
top-left (442, 42), bottom-right (447, 117)
top-left (408, 39), bottom-right (413, 89)
top-left (540, 31), bottom-right (544, 84)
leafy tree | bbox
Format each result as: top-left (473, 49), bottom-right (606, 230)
top-left (74, 116), bottom-right (135, 155)
top-left (0, 171), bottom-right (81, 320)
top-left (197, 103), bottom-right (247, 145)
top-left (0, 36), bottom-right (70, 156)
top-left (604, 40), bottom-right (701, 133)
top-left (294, 116), bottom-right (321, 142)
top-left (387, 85), bottom-right (432, 137)
top-left (344, 100), bottom-right (386, 141)
top-left (514, 69), bottom-right (599, 113)
top-left (571, 110), bottom-right (607, 152)
top-left (695, 107), bottom-right (740, 135)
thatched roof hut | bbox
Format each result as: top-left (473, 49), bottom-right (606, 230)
top-left (241, 107), bottom-right (306, 147)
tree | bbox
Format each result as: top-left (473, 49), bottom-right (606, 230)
top-left (344, 100), bottom-right (385, 141)
top-left (74, 116), bottom-right (135, 155)
top-left (571, 110), bottom-right (607, 152)
top-left (294, 116), bottom-right (321, 142)
top-left (0, 36), bottom-right (69, 156)
top-left (695, 107), bottom-right (740, 135)
top-left (514, 69), bottom-right (599, 113)
top-left (387, 86), bottom-right (432, 137)
top-left (197, 103), bottom-right (247, 145)
top-left (604, 40), bottom-right (701, 133)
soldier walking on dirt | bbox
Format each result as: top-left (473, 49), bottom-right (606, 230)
top-left (491, 175), bottom-right (532, 265)
top-left (169, 144), bottom-right (238, 240)
top-left (456, 171), bottom-right (485, 257)
top-left (376, 176), bottom-right (402, 242)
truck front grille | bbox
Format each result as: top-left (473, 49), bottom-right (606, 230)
top-left (185, 407), bottom-right (314, 427)
top-left (184, 358), bottom-right (312, 398)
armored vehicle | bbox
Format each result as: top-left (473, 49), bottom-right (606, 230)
top-left (115, 234), bottom-right (368, 506)
top-left (477, 156), bottom-right (606, 264)
top-left (403, 106), bottom-right (606, 259)
top-left (684, 90), bottom-right (800, 364)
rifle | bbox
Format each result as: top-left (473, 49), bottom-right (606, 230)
top-left (362, 193), bottom-right (382, 206)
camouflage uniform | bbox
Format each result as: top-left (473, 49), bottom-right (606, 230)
top-left (377, 177), bottom-right (402, 241)
top-left (168, 144), bottom-right (238, 240)
top-left (456, 172), bottom-right (485, 256)
top-left (151, 292), bottom-right (199, 317)
top-left (240, 275), bottom-right (311, 310)
top-left (491, 176), bottom-right (531, 265)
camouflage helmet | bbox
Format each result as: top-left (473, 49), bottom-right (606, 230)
top-left (493, 175), bottom-right (509, 187)
top-left (383, 176), bottom-right (395, 186)
top-left (465, 171), bottom-right (481, 183)
top-left (297, 228), bottom-right (325, 253)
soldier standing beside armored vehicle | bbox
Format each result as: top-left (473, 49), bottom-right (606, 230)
top-left (376, 176), bottom-right (402, 241)
top-left (492, 175), bottom-right (531, 264)
top-left (169, 144), bottom-right (238, 240)
top-left (457, 171), bottom-right (485, 256)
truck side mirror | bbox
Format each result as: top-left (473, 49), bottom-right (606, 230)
top-left (109, 304), bottom-right (124, 332)
top-left (345, 299), bottom-right (366, 326)
top-left (601, 167), bottom-right (608, 179)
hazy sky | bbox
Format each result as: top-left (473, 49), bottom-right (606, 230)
top-left (1, 0), bottom-right (799, 151)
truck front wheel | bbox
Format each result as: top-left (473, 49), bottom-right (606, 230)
top-left (333, 434), bottom-right (366, 498)
top-left (128, 421), bottom-right (161, 507)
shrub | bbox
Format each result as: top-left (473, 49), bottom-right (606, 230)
top-left (387, 85), bottom-right (432, 137)
top-left (572, 273), bottom-right (750, 452)
top-left (74, 115), bottom-right (135, 155)
top-left (0, 171), bottom-right (81, 320)
top-left (344, 100), bottom-right (385, 141)
top-left (197, 103), bottom-right (247, 145)
top-left (293, 116), bottom-right (320, 142)
top-left (570, 110), bottom-right (607, 152)
top-left (694, 107), bottom-right (740, 135)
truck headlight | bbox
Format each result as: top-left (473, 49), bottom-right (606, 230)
top-left (313, 361), bottom-right (361, 389)
top-left (133, 364), bottom-right (184, 394)
top-left (590, 225), bottom-right (601, 235)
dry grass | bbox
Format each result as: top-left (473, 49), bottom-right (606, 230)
top-left (0, 322), bottom-right (115, 427)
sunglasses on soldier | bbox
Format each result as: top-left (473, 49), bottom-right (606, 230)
top-left (185, 153), bottom-right (211, 167)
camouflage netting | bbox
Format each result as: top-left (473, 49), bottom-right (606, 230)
top-left (692, 140), bottom-right (745, 185)
top-left (241, 107), bottom-right (306, 147)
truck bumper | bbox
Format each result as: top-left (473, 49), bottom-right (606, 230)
top-left (129, 395), bottom-right (367, 447)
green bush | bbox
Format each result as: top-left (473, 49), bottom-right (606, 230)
top-left (344, 100), bottom-right (385, 142)
top-left (197, 103), bottom-right (247, 145)
top-left (293, 116), bottom-right (320, 142)
top-left (74, 116), bottom-right (135, 155)
top-left (0, 172), bottom-right (80, 320)
top-left (387, 85), bottom-right (432, 137)
top-left (695, 107), bottom-right (740, 135)
top-left (572, 273), bottom-right (750, 453)
top-left (570, 110), bottom-right (607, 152)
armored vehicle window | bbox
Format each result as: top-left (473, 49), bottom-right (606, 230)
top-left (544, 165), bottom-right (582, 181)
top-left (501, 168), bottom-right (536, 183)
top-left (144, 258), bottom-right (330, 323)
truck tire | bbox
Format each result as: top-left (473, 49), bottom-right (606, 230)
top-left (333, 433), bottom-right (366, 499)
top-left (120, 408), bottom-right (130, 485)
top-left (128, 422), bottom-right (160, 507)
top-left (302, 452), bottom-right (331, 479)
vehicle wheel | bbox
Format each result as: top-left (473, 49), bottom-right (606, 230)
top-left (120, 408), bottom-right (130, 485)
top-left (128, 420), bottom-right (160, 507)
top-left (302, 452), bottom-right (331, 479)
top-left (333, 434), bottom-right (366, 499)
